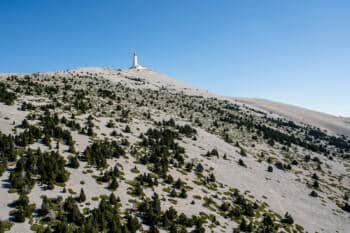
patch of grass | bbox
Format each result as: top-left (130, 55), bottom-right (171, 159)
top-left (168, 199), bottom-right (178, 205)
top-left (130, 166), bottom-right (139, 173)
top-left (83, 208), bottom-right (90, 215)
top-left (8, 188), bottom-right (17, 193)
top-left (68, 188), bottom-right (76, 195)
top-left (31, 224), bottom-right (44, 232)
top-left (0, 221), bottom-right (13, 232)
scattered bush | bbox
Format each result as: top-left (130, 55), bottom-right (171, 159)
top-left (238, 159), bottom-right (246, 167)
top-left (267, 165), bottom-right (273, 172)
top-left (281, 212), bottom-right (294, 224)
top-left (310, 190), bottom-right (318, 197)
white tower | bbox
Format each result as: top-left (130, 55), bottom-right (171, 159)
top-left (130, 51), bottom-right (145, 69)
top-left (132, 51), bottom-right (138, 68)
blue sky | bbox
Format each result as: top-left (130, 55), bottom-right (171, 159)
top-left (0, 0), bottom-right (349, 116)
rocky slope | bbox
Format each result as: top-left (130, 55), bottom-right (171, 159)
top-left (236, 98), bottom-right (350, 137)
top-left (0, 67), bottom-right (349, 233)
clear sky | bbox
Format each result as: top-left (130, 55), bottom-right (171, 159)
top-left (0, 0), bottom-right (349, 116)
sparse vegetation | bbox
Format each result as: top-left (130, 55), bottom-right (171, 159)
top-left (0, 68), bottom-right (347, 233)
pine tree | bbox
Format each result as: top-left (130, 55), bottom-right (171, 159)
top-left (179, 189), bottom-right (187, 198)
top-left (43, 134), bottom-right (51, 148)
top-left (151, 193), bottom-right (161, 216)
top-left (238, 159), bottom-right (246, 167)
top-left (40, 196), bottom-right (50, 216)
top-left (124, 125), bottom-right (131, 133)
top-left (68, 144), bottom-right (76, 153)
top-left (56, 140), bottom-right (60, 151)
top-left (79, 188), bottom-right (86, 202)
top-left (126, 214), bottom-right (140, 233)
top-left (170, 189), bottom-right (177, 198)
top-left (239, 218), bottom-right (248, 231)
top-left (109, 193), bottom-right (118, 205)
top-left (148, 225), bottom-right (159, 233)
top-left (133, 182), bottom-right (143, 196)
top-left (195, 164), bottom-right (204, 173)
top-left (69, 156), bottom-right (79, 168)
top-left (194, 222), bottom-right (205, 233)
top-left (109, 177), bottom-right (119, 190)
top-left (312, 180), bottom-right (319, 189)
